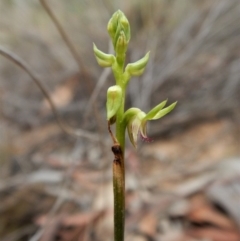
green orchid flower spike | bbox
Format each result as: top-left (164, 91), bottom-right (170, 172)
top-left (93, 9), bottom-right (177, 241)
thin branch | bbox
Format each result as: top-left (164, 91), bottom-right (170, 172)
top-left (0, 47), bottom-right (99, 141)
top-left (39, 0), bottom-right (86, 73)
top-left (39, 0), bottom-right (104, 146)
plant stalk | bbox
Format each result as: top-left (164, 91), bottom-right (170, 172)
top-left (112, 63), bottom-right (126, 241)
top-left (112, 141), bottom-right (125, 241)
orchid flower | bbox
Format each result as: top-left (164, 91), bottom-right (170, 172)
top-left (124, 100), bottom-right (177, 148)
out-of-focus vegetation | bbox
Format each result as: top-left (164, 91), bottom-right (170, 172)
top-left (0, 1), bottom-right (240, 241)
top-left (1, 0), bottom-right (240, 134)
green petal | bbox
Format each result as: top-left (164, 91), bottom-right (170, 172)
top-left (144, 99), bottom-right (168, 120)
top-left (152, 102), bottom-right (177, 120)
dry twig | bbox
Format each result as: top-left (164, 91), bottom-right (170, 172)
top-left (0, 47), bottom-right (99, 141)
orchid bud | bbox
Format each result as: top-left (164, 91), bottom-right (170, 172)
top-left (93, 44), bottom-right (115, 67)
top-left (115, 31), bottom-right (128, 57)
top-left (107, 10), bottom-right (130, 53)
top-left (125, 52), bottom-right (150, 77)
top-left (106, 85), bottom-right (122, 121)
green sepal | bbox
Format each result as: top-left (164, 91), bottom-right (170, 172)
top-left (123, 108), bottom-right (141, 124)
top-left (144, 100), bottom-right (168, 120)
top-left (123, 108), bottom-right (145, 148)
top-left (152, 102), bottom-right (177, 120)
top-left (106, 85), bottom-right (122, 120)
top-left (93, 43), bottom-right (115, 67)
top-left (119, 14), bottom-right (130, 43)
top-left (125, 52), bottom-right (150, 77)
top-left (107, 11), bottom-right (120, 45)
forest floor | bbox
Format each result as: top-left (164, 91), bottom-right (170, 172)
top-left (0, 116), bottom-right (239, 241)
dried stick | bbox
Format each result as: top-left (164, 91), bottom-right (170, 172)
top-left (39, 0), bottom-right (86, 73)
top-left (0, 47), bottom-right (98, 141)
top-left (39, 0), bottom-right (105, 149)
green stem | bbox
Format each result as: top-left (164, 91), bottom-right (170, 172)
top-left (112, 142), bottom-right (125, 241)
top-left (113, 60), bottom-right (126, 241)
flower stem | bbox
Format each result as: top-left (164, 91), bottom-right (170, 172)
top-left (112, 61), bottom-right (126, 241)
top-left (112, 141), bottom-right (125, 241)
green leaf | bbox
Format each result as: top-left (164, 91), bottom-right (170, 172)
top-left (152, 102), bottom-right (177, 120)
top-left (144, 99), bottom-right (168, 120)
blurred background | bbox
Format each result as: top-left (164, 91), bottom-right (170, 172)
top-left (0, 0), bottom-right (240, 240)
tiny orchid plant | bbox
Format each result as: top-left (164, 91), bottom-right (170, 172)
top-left (94, 10), bottom-right (177, 241)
